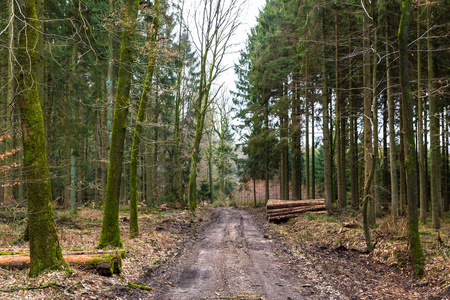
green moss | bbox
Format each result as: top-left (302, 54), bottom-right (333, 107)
top-left (0, 251), bottom-right (26, 255)
top-left (127, 282), bottom-right (152, 290)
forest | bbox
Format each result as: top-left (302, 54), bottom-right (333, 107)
top-left (0, 0), bottom-right (449, 298)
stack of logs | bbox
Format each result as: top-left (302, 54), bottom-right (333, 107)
top-left (266, 199), bottom-right (326, 222)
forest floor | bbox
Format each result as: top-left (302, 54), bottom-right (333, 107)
top-left (0, 205), bottom-right (448, 299)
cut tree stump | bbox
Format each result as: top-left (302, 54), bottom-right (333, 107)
top-left (266, 199), bottom-right (326, 222)
top-left (0, 252), bottom-right (122, 276)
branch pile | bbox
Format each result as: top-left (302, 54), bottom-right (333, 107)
top-left (266, 199), bottom-right (326, 222)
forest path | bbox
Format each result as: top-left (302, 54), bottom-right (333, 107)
top-left (145, 208), bottom-right (316, 299)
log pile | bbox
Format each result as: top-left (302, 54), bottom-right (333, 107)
top-left (266, 199), bottom-right (326, 222)
top-left (0, 249), bottom-right (123, 276)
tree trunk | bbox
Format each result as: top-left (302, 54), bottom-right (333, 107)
top-left (371, 1), bottom-right (380, 216)
top-left (322, 12), bottom-right (332, 211)
top-left (98, 0), bottom-right (139, 249)
top-left (208, 130), bottom-right (214, 202)
top-left (385, 19), bottom-right (399, 218)
top-left (335, 14), bottom-right (345, 208)
top-left (427, 1), bottom-right (441, 229)
top-left (398, 0), bottom-right (425, 276)
top-left (417, 6), bottom-right (428, 223)
top-left (291, 81), bottom-right (301, 200)
top-left (129, 4), bottom-right (159, 237)
top-left (3, 0), bottom-right (15, 202)
top-left (17, 0), bottom-right (70, 276)
top-left (363, 12), bottom-right (374, 224)
top-left (305, 69), bottom-right (311, 200)
top-left (311, 101), bottom-right (315, 199)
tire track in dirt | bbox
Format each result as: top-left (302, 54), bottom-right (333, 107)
top-left (150, 208), bottom-right (314, 299)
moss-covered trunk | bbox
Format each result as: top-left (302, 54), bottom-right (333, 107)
top-left (129, 1), bottom-right (159, 238)
top-left (98, 0), bottom-right (139, 249)
top-left (398, 0), bottom-right (425, 276)
top-left (17, 0), bottom-right (70, 277)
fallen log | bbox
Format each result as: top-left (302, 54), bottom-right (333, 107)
top-left (0, 253), bottom-right (122, 276)
top-left (266, 199), bottom-right (324, 210)
top-left (266, 204), bottom-right (326, 217)
top-left (0, 248), bottom-right (126, 258)
top-left (268, 210), bottom-right (326, 222)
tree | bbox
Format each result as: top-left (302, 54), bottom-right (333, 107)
top-left (398, 0), bottom-right (425, 276)
top-left (98, 0), bottom-right (139, 248)
top-left (187, 0), bottom-right (242, 210)
top-left (129, 0), bottom-right (160, 238)
top-left (16, 0), bottom-right (70, 276)
top-left (427, 1), bottom-right (441, 230)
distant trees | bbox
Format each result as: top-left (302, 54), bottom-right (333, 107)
top-left (234, 0), bottom-right (449, 275)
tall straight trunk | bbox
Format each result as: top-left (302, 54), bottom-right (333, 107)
top-left (208, 130), bottom-right (214, 202)
top-left (173, 2), bottom-right (186, 206)
top-left (145, 139), bottom-right (153, 206)
top-left (264, 98), bottom-right (270, 203)
top-left (363, 13), bottom-right (374, 224)
top-left (36, 0), bottom-right (48, 137)
top-left (386, 21), bottom-right (399, 217)
top-left (17, 0), bottom-right (70, 276)
top-left (311, 101), bottom-right (316, 199)
top-left (349, 67), bottom-right (358, 208)
top-left (98, 0), bottom-right (139, 249)
top-left (253, 170), bottom-right (257, 206)
top-left (398, 0), bottom-right (425, 276)
top-left (427, 1), bottom-right (441, 229)
top-left (371, 2), bottom-right (380, 216)
top-left (152, 96), bottom-right (159, 202)
top-left (399, 104), bottom-right (407, 216)
top-left (445, 111), bottom-right (449, 212)
top-left (335, 14), bottom-right (345, 208)
top-left (417, 6), bottom-right (428, 223)
top-left (321, 12), bottom-right (332, 211)
top-left (101, 0), bottom-right (115, 204)
top-left (441, 113), bottom-right (448, 212)
top-left (129, 5), bottom-right (159, 237)
top-left (280, 85), bottom-right (289, 200)
top-left (305, 70), bottom-right (310, 200)
top-left (291, 81), bottom-right (302, 200)
top-left (4, 0), bottom-right (15, 202)
top-left (382, 93), bottom-right (389, 207)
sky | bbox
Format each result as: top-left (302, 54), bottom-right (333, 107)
top-left (181, 0), bottom-right (266, 93)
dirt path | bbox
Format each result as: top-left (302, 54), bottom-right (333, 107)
top-left (135, 208), bottom-right (445, 300)
top-left (143, 208), bottom-right (335, 299)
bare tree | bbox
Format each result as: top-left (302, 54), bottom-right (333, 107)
top-left (187, 0), bottom-right (244, 210)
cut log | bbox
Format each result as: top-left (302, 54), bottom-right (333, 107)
top-left (266, 199), bottom-right (327, 222)
top-left (266, 199), bottom-right (325, 210)
top-left (0, 253), bottom-right (122, 276)
top-left (267, 204), bottom-right (326, 217)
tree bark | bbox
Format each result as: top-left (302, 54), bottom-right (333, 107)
top-left (398, 0), bottom-right (425, 276)
top-left (363, 10), bottom-right (374, 224)
top-left (427, 1), bottom-right (441, 230)
top-left (98, 0), bottom-right (139, 248)
top-left (417, 5), bottom-right (428, 223)
top-left (17, 0), bottom-right (70, 276)
top-left (3, 0), bottom-right (15, 202)
top-left (322, 12), bottom-right (333, 211)
top-left (129, 3), bottom-right (159, 238)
